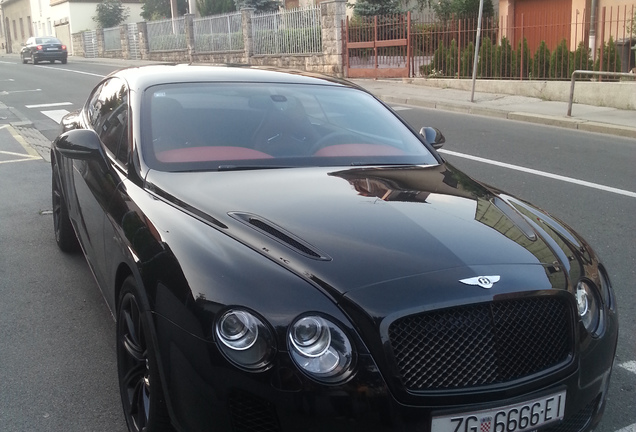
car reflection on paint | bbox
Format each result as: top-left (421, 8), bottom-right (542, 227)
top-left (50, 64), bottom-right (618, 432)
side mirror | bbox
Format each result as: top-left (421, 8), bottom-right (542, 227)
top-left (55, 129), bottom-right (102, 160)
top-left (419, 127), bottom-right (445, 149)
top-left (61, 110), bottom-right (81, 132)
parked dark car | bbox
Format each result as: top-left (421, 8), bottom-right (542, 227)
top-left (51, 65), bottom-right (618, 432)
top-left (21, 36), bottom-right (67, 64)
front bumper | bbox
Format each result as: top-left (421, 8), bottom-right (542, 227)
top-left (153, 306), bottom-right (617, 432)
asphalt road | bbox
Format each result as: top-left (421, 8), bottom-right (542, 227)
top-left (0, 57), bottom-right (634, 432)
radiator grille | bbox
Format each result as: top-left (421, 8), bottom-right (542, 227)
top-left (388, 297), bottom-right (573, 391)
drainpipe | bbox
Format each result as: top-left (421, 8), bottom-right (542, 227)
top-left (589, 0), bottom-right (598, 61)
top-left (0, 3), bottom-right (7, 54)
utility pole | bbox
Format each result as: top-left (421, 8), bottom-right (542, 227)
top-left (470, 0), bottom-right (484, 103)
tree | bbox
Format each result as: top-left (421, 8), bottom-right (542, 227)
top-left (93, 0), bottom-right (130, 28)
top-left (433, 0), bottom-right (494, 20)
top-left (352, 0), bottom-right (402, 17)
top-left (197, 0), bottom-right (235, 16)
top-left (141, 0), bottom-right (188, 20)
top-left (234, 0), bottom-right (280, 13)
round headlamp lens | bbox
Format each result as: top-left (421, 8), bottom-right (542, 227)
top-left (215, 309), bottom-right (275, 371)
top-left (288, 315), bottom-right (354, 383)
top-left (576, 280), bottom-right (600, 334)
top-left (291, 317), bottom-right (330, 356)
top-left (217, 310), bottom-right (258, 350)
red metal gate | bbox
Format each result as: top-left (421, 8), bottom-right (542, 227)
top-left (345, 12), bottom-right (411, 78)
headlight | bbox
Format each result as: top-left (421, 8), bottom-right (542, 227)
top-left (576, 280), bottom-right (601, 335)
top-left (215, 309), bottom-right (275, 370)
top-left (288, 315), bottom-right (355, 383)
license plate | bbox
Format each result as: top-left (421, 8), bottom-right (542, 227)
top-left (432, 391), bottom-right (566, 432)
top-left (47, 48), bottom-right (58, 51)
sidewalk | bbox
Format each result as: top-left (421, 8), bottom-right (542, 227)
top-left (350, 78), bottom-right (636, 140)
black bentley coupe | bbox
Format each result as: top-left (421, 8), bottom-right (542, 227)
top-left (50, 65), bottom-right (618, 432)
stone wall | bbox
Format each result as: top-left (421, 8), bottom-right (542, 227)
top-left (71, 1), bottom-right (346, 76)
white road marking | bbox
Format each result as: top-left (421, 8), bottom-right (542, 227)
top-left (36, 65), bottom-right (105, 78)
top-left (0, 78), bottom-right (15, 81)
top-left (439, 149), bottom-right (636, 199)
top-left (619, 361), bottom-right (636, 374)
top-left (41, 109), bottom-right (69, 123)
top-left (615, 424), bottom-right (636, 432)
top-left (26, 102), bottom-right (72, 108)
top-left (0, 89), bottom-right (42, 95)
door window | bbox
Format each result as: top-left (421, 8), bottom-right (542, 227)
top-left (86, 78), bottom-right (130, 165)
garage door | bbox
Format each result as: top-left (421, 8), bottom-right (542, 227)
top-left (55, 24), bottom-right (72, 55)
top-left (514, 0), bottom-right (572, 53)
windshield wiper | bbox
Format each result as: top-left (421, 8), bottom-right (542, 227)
top-left (350, 162), bottom-right (414, 167)
top-left (217, 165), bottom-right (292, 171)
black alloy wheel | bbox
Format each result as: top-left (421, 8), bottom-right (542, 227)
top-left (117, 277), bottom-right (173, 432)
top-left (51, 165), bottom-right (79, 252)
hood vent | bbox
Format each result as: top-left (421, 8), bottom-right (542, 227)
top-left (229, 212), bottom-right (331, 261)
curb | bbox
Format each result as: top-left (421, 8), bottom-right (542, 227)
top-left (379, 95), bottom-right (636, 140)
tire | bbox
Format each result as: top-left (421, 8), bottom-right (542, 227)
top-left (61, 58), bottom-right (67, 64)
top-left (117, 277), bottom-right (174, 432)
top-left (32, 54), bottom-right (38, 65)
top-left (51, 164), bottom-right (79, 253)
top-left (22, 54), bottom-right (28, 64)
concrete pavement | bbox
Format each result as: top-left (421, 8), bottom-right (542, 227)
top-left (350, 78), bottom-right (636, 140)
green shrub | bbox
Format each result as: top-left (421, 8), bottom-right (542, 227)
top-left (431, 40), bottom-right (448, 75)
top-left (195, 32), bottom-right (244, 52)
top-left (594, 36), bottom-right (621, 74)
top-left (460, 42), bottom-right (475, 77)
top-left (571, 41), bottom-right (592, 76)
top-left (550, 38), bottom-right (572, 79)
top-left (478, 37), bottom-right (496, 78)
top-left (148, 34), bottom-right (187, 51)
top-left (446, 39), bottom-right (458, 77)
top-left (498, 37), bottom-right (514, 78)
top-left (532, 41), bottom-right (550, 79)
top-left (512, 38), bottom-right (531, 78)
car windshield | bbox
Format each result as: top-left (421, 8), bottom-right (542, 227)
top-left (142, 82), bottom-right (438, 171)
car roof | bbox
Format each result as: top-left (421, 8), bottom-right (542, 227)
top-left (111, 64), bottom-right (362, 92)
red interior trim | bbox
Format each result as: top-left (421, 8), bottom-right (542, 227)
top-left (156, 147), bottom-right (273, 163)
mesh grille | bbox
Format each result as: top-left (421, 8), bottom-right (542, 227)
top-left (228, 390), bottom-right (281, 432)
top-left (388, 297), bottom-right (573, 391)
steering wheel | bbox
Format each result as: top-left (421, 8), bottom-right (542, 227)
top-left (309, 131), bottom-right (362, 155)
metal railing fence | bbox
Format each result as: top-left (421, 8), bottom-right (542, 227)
top-left (103, 26), bottom-right (121, 51)
top-left (147, 16), bottom-right (187, 51)
top-left (252, 6), bottom-right (322, 55)
top-left (193, 12), bottom-right (244, 52)
top-left (407, 4), bottom-right (634, 79)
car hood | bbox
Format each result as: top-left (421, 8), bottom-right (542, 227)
top-left (145, 164), bottom-right (581, 297)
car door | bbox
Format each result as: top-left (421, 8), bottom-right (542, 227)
top-left (69, 77), bottom-right (129, 290)
top-left (22, 37), bottom-right (33, 58)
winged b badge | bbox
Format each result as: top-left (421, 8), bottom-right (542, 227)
top-left (459, 275), bottom-right (501, 289)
